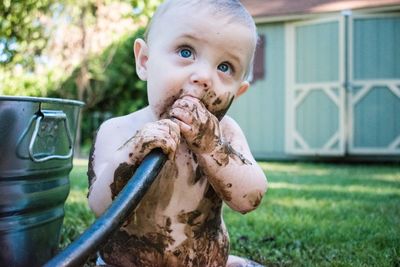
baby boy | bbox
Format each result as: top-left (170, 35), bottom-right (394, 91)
top-left (87, 0), bottom-right (268, 266)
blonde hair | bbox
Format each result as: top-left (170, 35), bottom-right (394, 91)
top-left (144, 0), bottom-right (258, 80)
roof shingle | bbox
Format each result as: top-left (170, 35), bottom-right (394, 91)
top-left (241, 0), bottom-right (400, 18)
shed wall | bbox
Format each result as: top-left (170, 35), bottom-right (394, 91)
top-left (229, 23), bottom-right (287, 159)
top-left (229, 13), bottom-right (400, 160)
top-left (351, 16), bottom-right (400, 151)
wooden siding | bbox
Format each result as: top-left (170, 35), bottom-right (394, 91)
top-left (293, 20), bottom-right (343, 153)
top-left (351, 15), bottom-right (400, 151)
top-left (296, 89), bottom-right (339, 149)
top-left (230, 13), bottom-right (400, 159)
top-left (353, 86), bottom-right (400, 147)
top-left (229, 23), bottom-right (286, 159)
top-left (296, 22), bottom-right (339, 83)
top-left (353, 16), bottom-right (400, 79)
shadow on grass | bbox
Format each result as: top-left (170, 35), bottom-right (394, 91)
top-left (268, 186), bottom-right (400, 204)
top-left (271, 174), bottom-right (400, 188)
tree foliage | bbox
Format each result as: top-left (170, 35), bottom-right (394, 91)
top-left (0, 0), bottom-right (54, 66)
top-left (52, 28), bottom-right (148, 146)
top-left (1, 0), bottom-right (162, 150)
top-left (130, 0), bottom-right (162, 19)
top-left (56, 28), bottom-right (147, 113)
top-left (0, 0), bottom-right (161, 68)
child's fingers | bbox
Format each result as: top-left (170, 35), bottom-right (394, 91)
top-left (169, 106), bottom-right (194, 125)
top-left (167, 120), bottom-right (181, 146)
top-left (170, 117), bottom-right (192, 135)
top-left (171, 97), bottom-right (203, 115)
top-left (161, 119), bottom-right (181, 160)
top-left (165, 137), bottom-right (179, 161)
top-left (138, 135), bottom-right (176, 161)
top-left (130, 120), bottom-right (181, 162)
top-left (151, 120), bottom-right (180, 159)
top-left (170, 97), bottom-right (209, 125)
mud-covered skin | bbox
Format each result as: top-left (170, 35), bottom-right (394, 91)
top-left (89, 1), bottom-right (269, 264)
top-left (169, 96), bottom-right (219, 154)
top-left (87, 131), bottom-right (98, 197)
top-left (243, 190), bottom-right (263, 209)
top-left (206, 172), bottom-right (233, 202)
top-left (100, 148), bottom-right (229, 267)
top-left (123, 119), bottom-right (180, 163)
top-left (89, 96), bottom-right (265, 266)
top-left (93, 94), bottom-right (262, 266)
top-left (105, 119), bottom-right (180, 200)
top-left (211, 140), bottom-right (253, 167)
top-left (169, 95), bottom-right (252, 168)
top-left (110, 162), bottom-right (137, 199)
top-left (171, 184), bottom-right (229, 267)
top-left (201, 91), bottom-right (235, 121)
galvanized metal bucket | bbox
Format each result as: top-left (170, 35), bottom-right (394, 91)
top-left (0, 96), bottom-right (84, 267)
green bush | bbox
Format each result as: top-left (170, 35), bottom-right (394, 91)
top-left (53, 27), bottom-right (148, 146)
top-left (2, 27), bottom-right (148, 148)
top-left (1, 70), bottom-right (59, 97)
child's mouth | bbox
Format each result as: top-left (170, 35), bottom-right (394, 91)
top-left (175, 91), bottom-right (235, 121)
top-left (161, 89), bottom-right (235, 122)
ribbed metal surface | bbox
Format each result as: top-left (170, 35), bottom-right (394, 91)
top-left (0, 96), bottom-right (83, 267)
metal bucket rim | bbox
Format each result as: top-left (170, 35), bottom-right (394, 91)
top-left (0, 95), bottom-right (85, 107)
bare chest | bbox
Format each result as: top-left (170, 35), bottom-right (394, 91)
top-left (124, 143), bottom-right (222, 233)
top-left (101, 144), bottom-right (228, 266)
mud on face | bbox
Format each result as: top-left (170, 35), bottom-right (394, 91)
top-left (201, 91), bottom-right (235, 120)
top-left (159, 89), bottom-right (235, 121)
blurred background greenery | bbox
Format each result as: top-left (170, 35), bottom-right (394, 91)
top-left (1, 0), bottom-right (162, 154)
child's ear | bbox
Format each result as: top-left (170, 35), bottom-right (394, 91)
top-left (133, 38), bottom-right (149, 81)
top-left (236, 81), bottom-right (250, 97)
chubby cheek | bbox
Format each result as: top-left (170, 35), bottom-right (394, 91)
top-left (200, 91), bottom-right (235, 119)
top-left (148, 82), bottom-right (184, 119)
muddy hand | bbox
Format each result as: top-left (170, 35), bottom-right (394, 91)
top-left (128, 119), bottom-right (180, 164)
top-left (168, 95), bottom-right (220, 154)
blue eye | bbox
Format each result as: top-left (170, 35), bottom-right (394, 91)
top-left (218, 63), bottom-right (230, 73)
top-left (179, 48), bottom-right (192, 58)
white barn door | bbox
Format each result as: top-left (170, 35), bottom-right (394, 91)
top-left (286, 18), bottom-right (346, 155)
top-left (348, 14), bottom-right (400, 155)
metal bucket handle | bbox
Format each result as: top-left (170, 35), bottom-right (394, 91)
top-left (27, 110), bottom-right (74, 162)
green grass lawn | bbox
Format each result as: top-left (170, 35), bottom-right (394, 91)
top-left (62, 160), bottom-right (400, 266)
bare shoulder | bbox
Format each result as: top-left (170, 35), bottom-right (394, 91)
top-left (94, 107), bottom-right (153, 158)
top-left (220, 115), bottom-right (246, 140)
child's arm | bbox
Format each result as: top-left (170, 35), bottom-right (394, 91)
top-left (205, 115), bottom-right (267, 213)
top-left (87, 116), bottom-right (180, 216)
top-left (169, 96), bottom-right (267, 214)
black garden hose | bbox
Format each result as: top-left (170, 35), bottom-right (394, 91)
top-left (44, 149), bottom-right (167, 267)
top-left (45, 101), bottom-right (231, 267)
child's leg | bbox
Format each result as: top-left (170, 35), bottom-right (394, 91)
top-left (227, 255), bottom-right (265, 267)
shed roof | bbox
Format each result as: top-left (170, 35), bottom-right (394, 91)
top-left (241, 0), bottom-right (400, 19)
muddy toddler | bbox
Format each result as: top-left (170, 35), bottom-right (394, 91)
top-left (88, 0), bottom-right (268, 266)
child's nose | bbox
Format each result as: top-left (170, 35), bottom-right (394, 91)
top-left (190, 67), bottom-right (212, 90)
